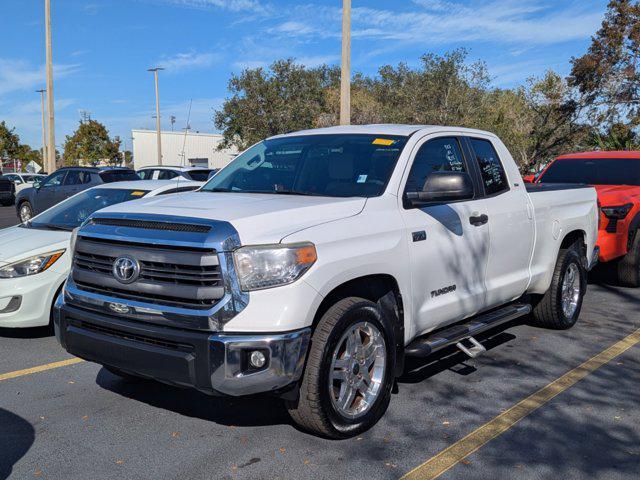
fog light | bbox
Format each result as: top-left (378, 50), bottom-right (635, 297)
top-left (0, 296), bottom-right (21, 314)
top-left (249, 350), bottom-right (267, 369)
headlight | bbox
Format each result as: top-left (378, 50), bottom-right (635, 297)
top-left (233, 243), bottom-right (317, 291)
top-left (601, 203), bottom-right (633, 219)
top-left (0, 250), bottom-right (66, 279)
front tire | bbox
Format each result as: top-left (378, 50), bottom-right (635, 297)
top-left (18, 201), bottom-right (33, 223)
top-left (531, 242), bottom-right (587, 329)
top-left (616, 230), bottom-right (640, 287)
top-left (287, 297), bottom-right (396, 438)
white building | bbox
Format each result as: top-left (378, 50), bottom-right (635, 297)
top-left (132, 129), bottom-right (238, 170)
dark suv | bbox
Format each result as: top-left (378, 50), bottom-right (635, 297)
top-left (0, 174), bottom-right (16, 206)
top-left (15, 167), bottom-right (140, 222)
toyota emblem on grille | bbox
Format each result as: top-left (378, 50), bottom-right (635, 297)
top-left (112, 256), bottom-right (140, 284)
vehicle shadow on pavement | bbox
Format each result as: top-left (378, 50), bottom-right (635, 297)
top-left (0, 326), bottom-right (53, 339)
top-left (95, 368), bottom-right (294, 428)
top-left (0, 408), bottom-right (35, 480)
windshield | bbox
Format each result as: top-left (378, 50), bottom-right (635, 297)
top-left (186, 170), bottom-right (213, 181)
top-left (201, 134), bottom-right (409, 197)
top-left (541, 158), bottom-right (640, 186)
top-left (28, 188), bottom-right (149, 230)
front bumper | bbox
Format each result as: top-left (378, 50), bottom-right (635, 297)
top-left (53, 297), bottom-right (310, 396)
top-left (0, 272), bottom-right (66, 328)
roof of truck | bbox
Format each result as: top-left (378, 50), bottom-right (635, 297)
top-left (270, 124), bottom-right (498, 139)
top-left (556, 151), bottom-right (640, 160)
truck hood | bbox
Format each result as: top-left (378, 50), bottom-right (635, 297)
top-left (593, 184), bottom-right (640, 206)
top-left (95, 192), bottom-right (367, 244)
top-left (0, 226), bottom-right (70, 266)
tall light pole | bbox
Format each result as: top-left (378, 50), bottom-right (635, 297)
top-left (45, 0), bottom-right (56, 173)
top-left (36, 89), bottom-right (47, 170)
top-left (340, 0), bottom-right (351, 126)
top-left (148, 67), bottom-right (164, 165)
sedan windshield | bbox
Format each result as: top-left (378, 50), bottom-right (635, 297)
top-left (201, 134), bottom-right (409, 197)
top-left (540, 158), bottom-right (640, 186)
top-left (27, 188), bottom-right (149, 231)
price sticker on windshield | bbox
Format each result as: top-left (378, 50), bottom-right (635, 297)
top-left (131, 191), bottom-right (146, 197)
top-left (372, 138), bottom-right (396, 146)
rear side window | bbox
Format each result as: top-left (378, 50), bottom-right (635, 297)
top-left (64, 170), bottom-right (92, 185)
top-left (137, 169), bottom-right (154, 180)
top-left (186, 170), bottom-right (212, 182)
top-left (405, 137), bottom-right (466, 193)
top-left (158, 170), bottom-right (179, 180)
top-left (470, 138), bottom-right (508, 195)
top-left (99, 170), bottom-right (140, 183)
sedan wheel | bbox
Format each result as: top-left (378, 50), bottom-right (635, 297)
top-left (19, 202), bottom-right (33, 223)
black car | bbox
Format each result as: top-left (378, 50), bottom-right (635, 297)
top-left (15, 166), bottom-right (140, 222)
top-left (0, 174), bottom-right (16, 206)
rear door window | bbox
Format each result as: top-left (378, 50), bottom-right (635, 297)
top-left (158, 169), bottom-right (179, 180)
top-left (469, 138), bottom-right (508, 196)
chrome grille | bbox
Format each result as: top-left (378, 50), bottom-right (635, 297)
top-left (72, 236), bottom-right (224, 309)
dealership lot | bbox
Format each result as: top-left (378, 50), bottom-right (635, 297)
top-left (1, 204), bottom-right (639, 480)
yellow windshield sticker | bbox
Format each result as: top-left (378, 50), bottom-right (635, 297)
top-left (373, 138), bottom-right (395, 146)
top-left (131, 191), bottom-right (146, 196)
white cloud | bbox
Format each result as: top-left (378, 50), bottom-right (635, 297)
top-left (154, 0), bottom-right (270, 14)
top-left (157, 51), bottom-right (218, 72)
top-left (0, 58), bottom-right (80, 97)
top-left (263, 0), bottom-right (602, 47)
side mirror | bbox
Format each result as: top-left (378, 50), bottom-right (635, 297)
top-left (33, 179), bottom-right (42, 189)
top-left (406, 171), bottom-right (474, 207)
top-left (522, 174), bottom-right (535, 184)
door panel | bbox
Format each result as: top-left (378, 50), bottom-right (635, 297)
top-left (400, 135), bottom-right (490, 336)
top-left (467, 137), bottom-right (534, 306)
top-left (33, 171), bottom-right (66, 213)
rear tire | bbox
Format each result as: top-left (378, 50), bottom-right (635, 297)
top-left (287, 297), bottom-right (396, 439)
top-left (531, 242), bottom-right (586, 329)
top-left (616, 230), bottom-right (640, 287)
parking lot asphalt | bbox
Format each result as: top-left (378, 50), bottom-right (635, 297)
top-left (1, 203), bottom-right (639, 480)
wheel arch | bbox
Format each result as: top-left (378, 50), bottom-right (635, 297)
top-left (312, 274), bottom-right (405, 377)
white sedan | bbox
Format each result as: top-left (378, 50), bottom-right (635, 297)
top-left (0, 179), bottom-right (202, 328)
top-left (2, 172), bottom-right (46, 194)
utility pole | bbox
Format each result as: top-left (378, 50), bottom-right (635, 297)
top-left (36, 89), bottom-right (47, 170)
top-left (45, 0), bottom-right (56, 172)
top-left (148, 67), bottom-right (164, 165)
top-left (340, 0), bottom-right (351, 126)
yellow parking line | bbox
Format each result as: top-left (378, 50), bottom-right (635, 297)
top-left (0, 358), bottom-right (84, 382)
top-left (401, 328), bottom-right (640, 480)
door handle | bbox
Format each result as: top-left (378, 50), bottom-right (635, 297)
top-left (469, 213), bottom-right (489, 226)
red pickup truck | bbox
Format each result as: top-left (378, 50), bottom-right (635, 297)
top-left (530, 151), bottom-right (640, 286)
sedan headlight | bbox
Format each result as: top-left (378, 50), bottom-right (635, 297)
top-left (0, 250), bottom-right (66, 278)
top-left (233, 243), bottom-right (317, 291)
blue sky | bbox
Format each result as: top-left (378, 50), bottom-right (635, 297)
top-left (1, 0), bottom-right (608, 150)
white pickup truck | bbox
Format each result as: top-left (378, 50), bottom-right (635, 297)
top-left (54, 125), bottom-right (598, 438)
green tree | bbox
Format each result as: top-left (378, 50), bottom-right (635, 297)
top-left (0, 121), bottom-right (21, 160)
top-left (62, 119), bottom-right (121, 166)
top-left (214, 59), bottom-right (339, 150)
top-left (570, 0), bottom-right (640, 128)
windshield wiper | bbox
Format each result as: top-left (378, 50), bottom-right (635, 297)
top-left (271, 189), bottom-right (319, 196)
top-left (38, 223), bottom-right (75, 231)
